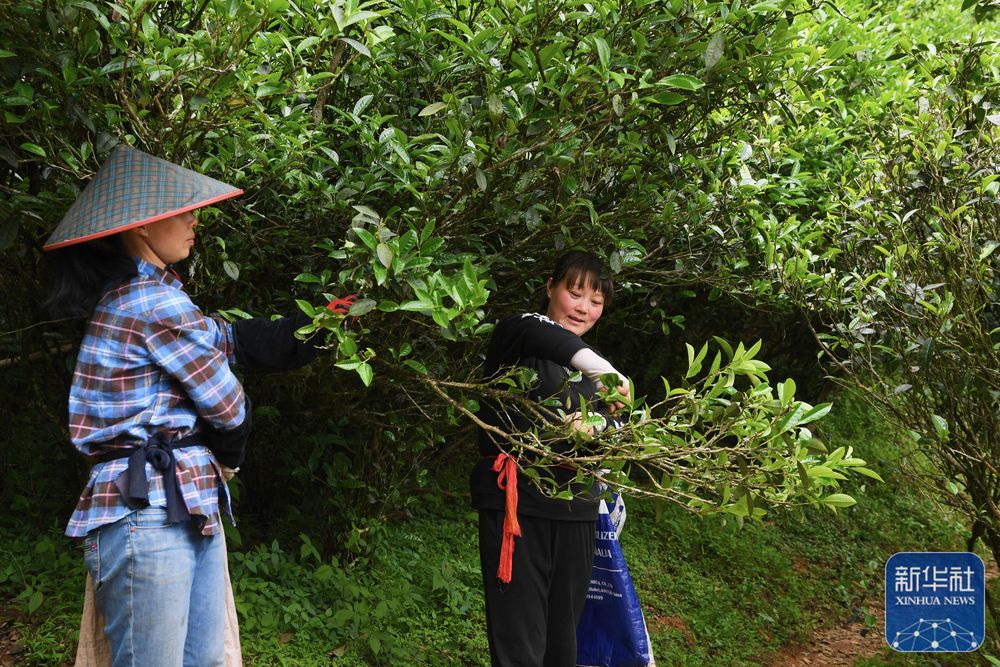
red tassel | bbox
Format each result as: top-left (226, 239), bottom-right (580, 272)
top-left (492, 453), bottom-right (521, 584)
top-left (326, 294), bottom-right (358, 314)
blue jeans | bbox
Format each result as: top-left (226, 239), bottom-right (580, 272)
top-left (83, 507), bottom-right (226, 667)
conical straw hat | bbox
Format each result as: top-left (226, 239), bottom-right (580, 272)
top-left (43, 145), bottom-right (243, 250)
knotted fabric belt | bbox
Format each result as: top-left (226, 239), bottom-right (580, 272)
top-left (97, 431), bottom-right (203, 525)
top-left (489, 454), bottom-right (585, 584)
top-left (492, 452), bottom-right (521, 584)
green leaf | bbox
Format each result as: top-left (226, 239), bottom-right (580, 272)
top-left (821, 493), bottom-right (857, 509)
top-left (796, 461), bottom-right (812, 489)
top-left (69, 1), bottom-right (111, 29)
top-left (418, 101), bottom-right (447, 117)
top-left (826, 39), bottom-right (850, 60)
top-left (612, 94), bottom-right (624, 117)
top-left (373, 262), bottom-right (387, 285)
top-left (339, 336), bottom-right (358, 356)
top-left (357, 361), bottom-right (374, 386)
top-left (931, 414), bottom-right (949, 440)
top-left (376, 242), bottom-right (393, 268)
top-left (353, 94), bottom-right (374, 117)
top-left (27, 590), bottom-right (43, 614)
top-left (339, 37), bottom-right (371, 58)
top-left (609, 251), bottom-right (622, 274)
top-left (724, 494), bottom-right (750, 517)
top-left (223, 521), bottom-right (242, 547)
top-left (749, 2), bottom-right (782, 13)
top-left (352, 204), bottom-right (380, 222)
top-left (776, 403), bottom-right (807, 432)
top-left (353, 227), bottom-right (377, 250)
top-left (431, 308), bottom-right (451, 328)
top-left (347, 298), bottom-right (376, 316)
top-left (778, 379), bottom-right (796, 405)
top-left (807, 466), bottom-right (848, 480)
top-left (853, 467), bottom-right (885, 482)
top-left (295, 299), bottom-right (317, 317)
top-left (647, 92), bottom-right (685, 105)
top-left (404, 359), bottom-right (428, 374)
top-left (223, 260), bottom-right (240, 281)
top-left (339, 9), bottom-right (380, 29)
top-left (592, 36), bottom-right (610, 70)
top-left (20, 142), bottom-right (46, 158)
top-left (398, 300), bottom-right (433, 312)
top-left (294, 272), bottom-right (321, 284)
top-left (658, 74), bottom-right (705, 91)
top-left (798, 403), bottom-right (832, 425)
top-left (684, 343), bottom-right (696, 378)
top-left (712, 337), bottom-right (734, 359)
top-left (704, 32), bottom-right (725, 69)
top-left (217, 308), bottom-right (252, 321)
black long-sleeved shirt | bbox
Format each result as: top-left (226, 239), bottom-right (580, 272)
top-left (470, 313), bottom-right (607, 521)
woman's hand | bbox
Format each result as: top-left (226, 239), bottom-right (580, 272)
top-left (564, 411), bottom-right (597, 436)
top-left (600, 381), bottom-right (631, 416)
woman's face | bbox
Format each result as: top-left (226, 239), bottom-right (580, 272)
top-left (545, 275), bottom-right (605, 336)
top-left (124, 211), bottom-right (198, 268)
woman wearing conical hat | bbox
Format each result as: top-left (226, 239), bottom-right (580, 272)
top-left (44, 145), bottom-right (354, 666)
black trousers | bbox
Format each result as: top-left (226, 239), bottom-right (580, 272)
top-left (478, 509), bottom-right (596, 667)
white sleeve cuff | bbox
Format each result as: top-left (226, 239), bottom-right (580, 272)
top-left (570, 348), bottom-right (627, 387)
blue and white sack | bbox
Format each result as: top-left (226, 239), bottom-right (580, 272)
top-left (576, 494), bottom-right (655, 667)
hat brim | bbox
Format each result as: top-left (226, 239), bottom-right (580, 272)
top-left (42, 189), bottom-right (244, 251)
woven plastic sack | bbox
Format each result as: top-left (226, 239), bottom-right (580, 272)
top-left (576, 494), bottom-right (655, 667)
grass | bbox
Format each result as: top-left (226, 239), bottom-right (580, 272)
top-left (0, 391), bottom-right (988, 665)
top-left (0, 520), bottom-right (85, 665)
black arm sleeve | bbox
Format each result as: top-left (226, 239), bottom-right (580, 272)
top-left (486, 313), bottom-right (588, 374)
top-left (231, 312), bottom-right (323, 372)
top-left (203, 396), bottom-right (253, 468)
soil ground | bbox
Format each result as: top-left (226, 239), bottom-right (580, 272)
top-left (768, 601), bottom-right (886, 667)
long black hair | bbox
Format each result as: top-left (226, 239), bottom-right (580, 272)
top-left (43, 234), bottom-right (138, 319)
top-left (540, 250), bottom-right (614, 312)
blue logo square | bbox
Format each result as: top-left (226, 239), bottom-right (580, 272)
top-left (885, 552), bottom-right (984, 652)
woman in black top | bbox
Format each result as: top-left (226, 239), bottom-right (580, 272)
top-left (471, 251), bottom-right (630, 667)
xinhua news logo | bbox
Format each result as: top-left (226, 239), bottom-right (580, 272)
top-left (885, 552), bottom-right (985, 652)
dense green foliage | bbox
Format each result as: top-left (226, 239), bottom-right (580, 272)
top-left (749, 0), bottom-right (1000, 570)
top-left (0, 0), bottom-right (898, 538)
top-left (2, 0), bottom-right (1000, 662)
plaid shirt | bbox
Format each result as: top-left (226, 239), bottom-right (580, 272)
top-left (65, 259), bottom-right (246, 537)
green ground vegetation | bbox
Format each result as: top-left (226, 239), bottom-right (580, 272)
top-left (0, 392), bottom-right (983, 666)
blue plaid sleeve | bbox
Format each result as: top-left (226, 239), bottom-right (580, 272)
top-left (144, 290), bottom-right (245, 430)
top-left (206, 315), bottom-right (238, 365)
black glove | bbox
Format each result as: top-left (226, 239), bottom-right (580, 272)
top-left (231, 312), bottom-right (323, 372)
top-left (203, 396), bottom-right (253, 469)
